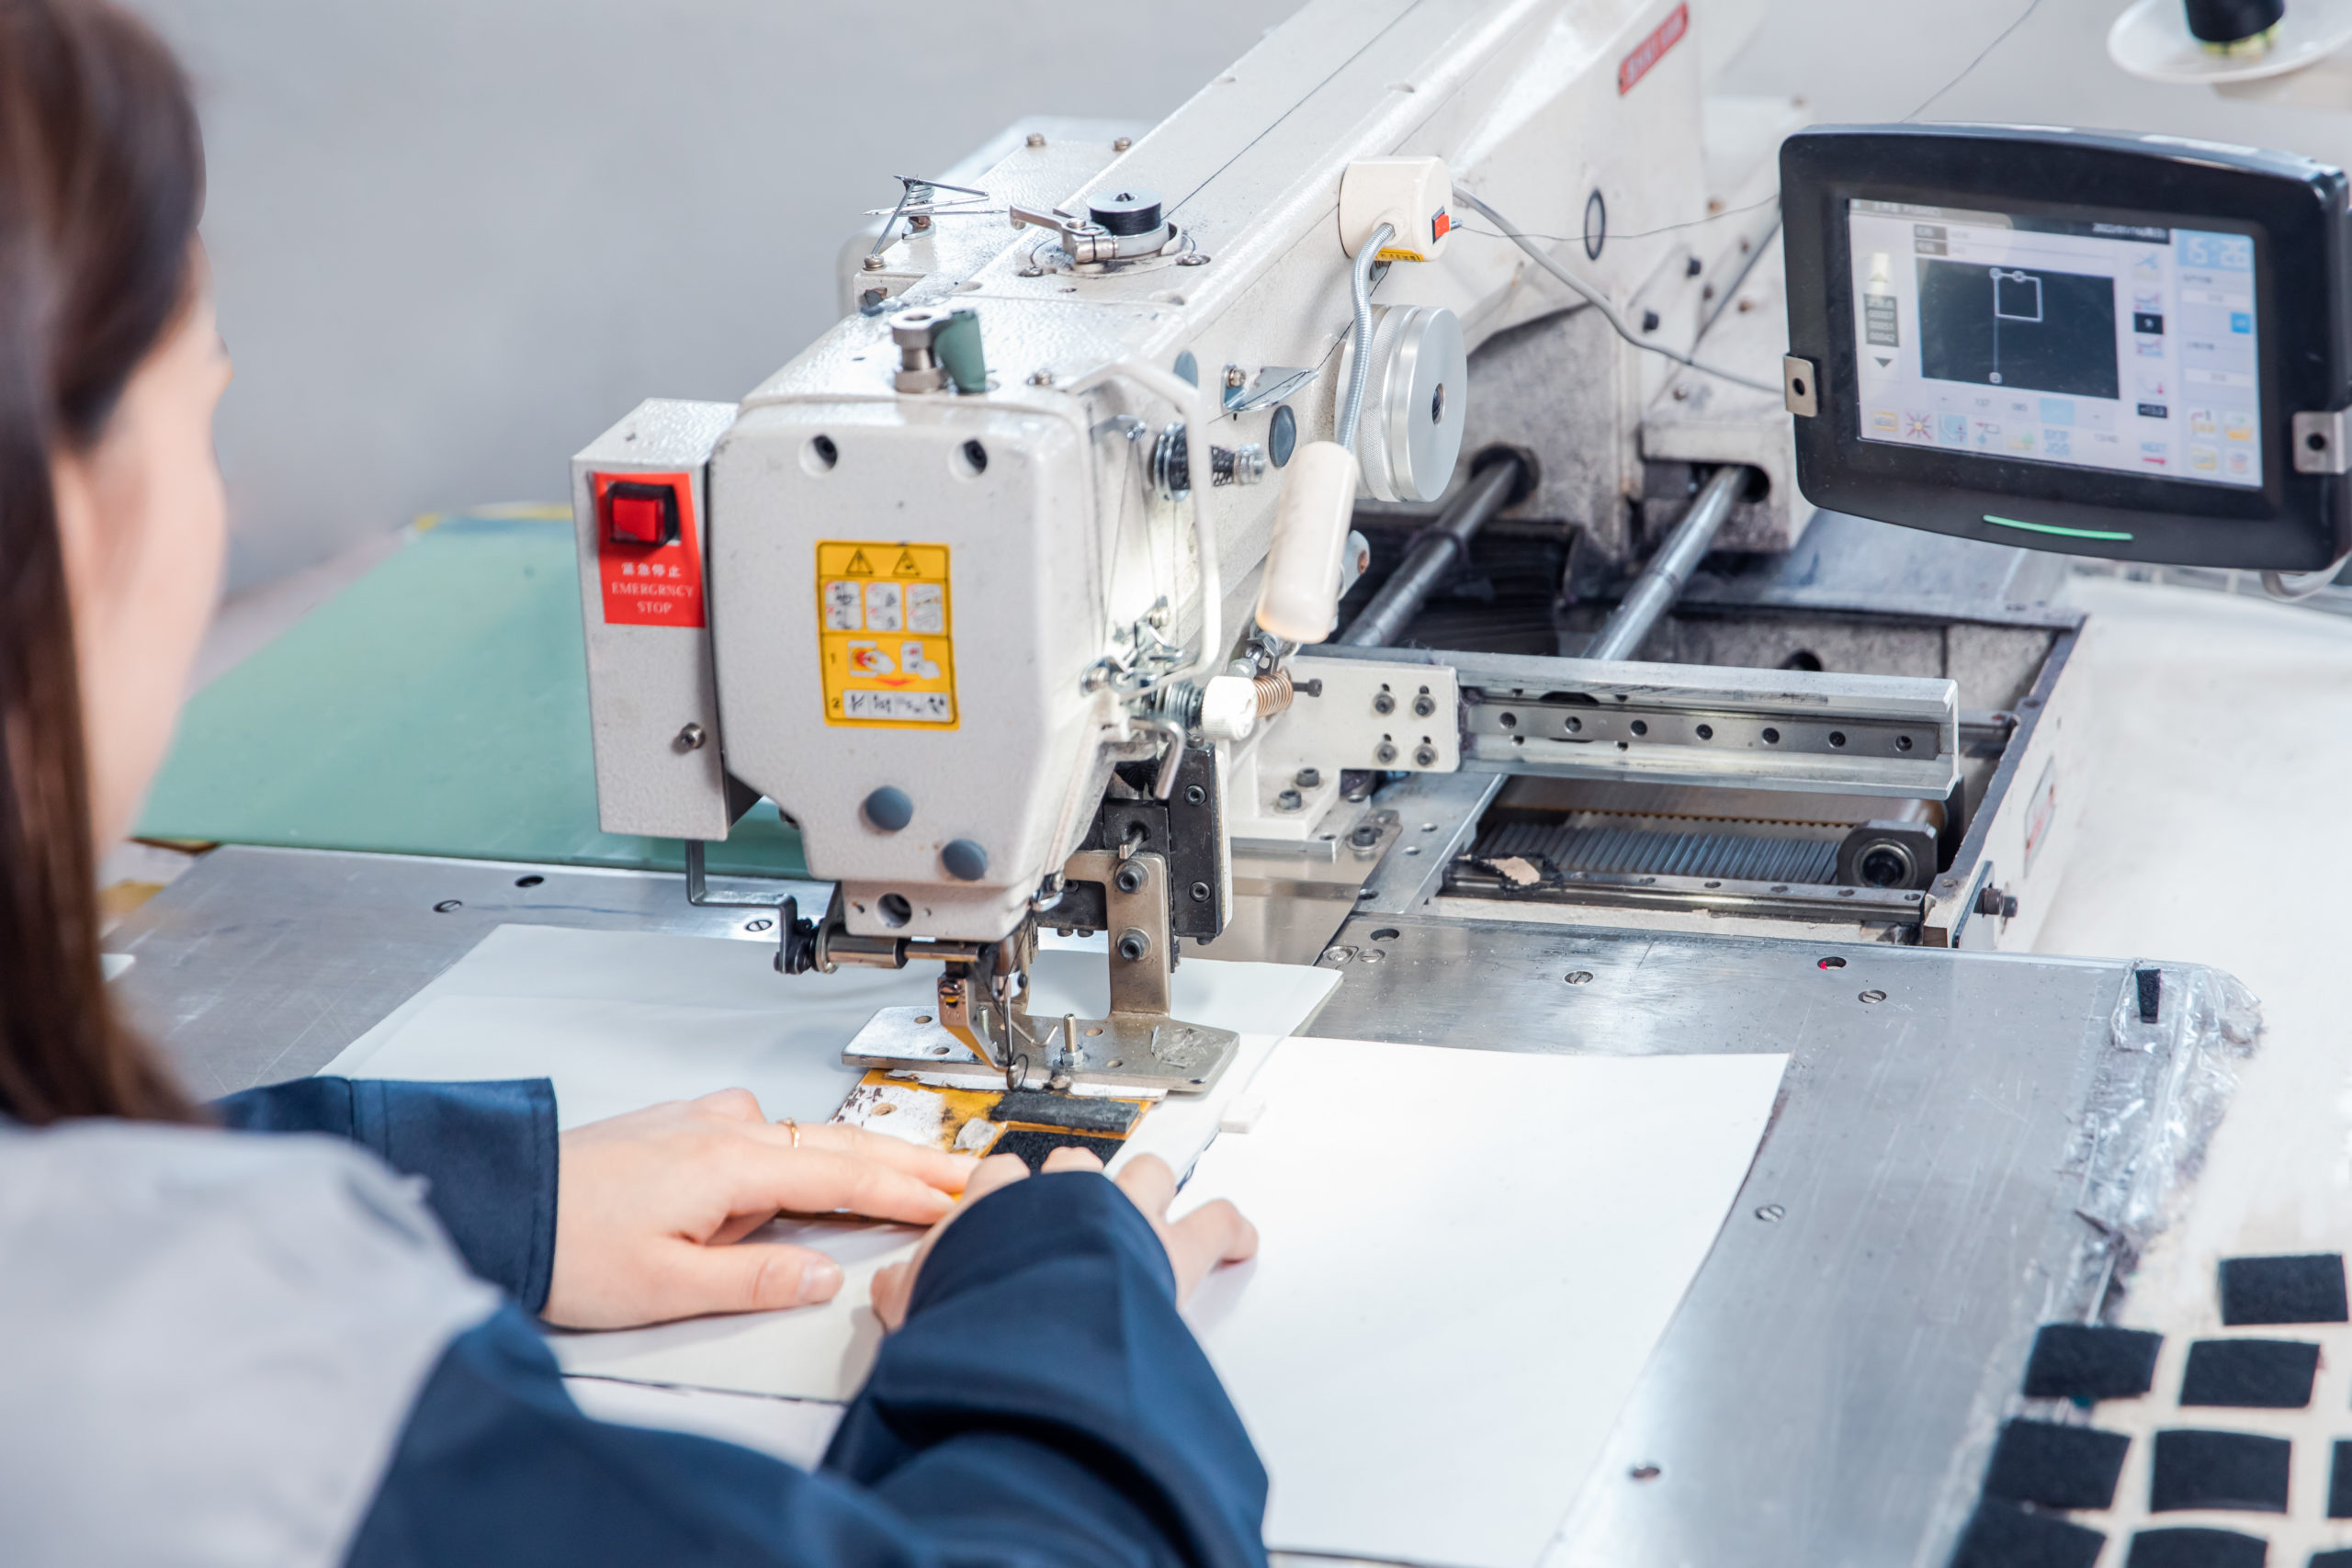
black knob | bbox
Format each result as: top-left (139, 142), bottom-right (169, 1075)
top-left (1089, 187), bottom-right (1163, 236)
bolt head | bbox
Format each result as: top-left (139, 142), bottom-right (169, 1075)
top-left (1372, 692), bottom-right (1396, 715)
top-left (1113, 136), bottom-right (1132, 152)
top-left (1114, 863), bottom-right (1147, 894)
top-left (861, 254), bottom-right (886, 271)
top-left (1025, 131), bottom-right (1047, 148)
top-left (1411, 694), bottom-right (1436, 717)
top-left (1116, 930), bottom-right (1150, 961)
top-left (1374, 742), bottom-right (1398, 765)
top-left (1295, 767), bottom-right (1322, 789)
top-left (1027, 369), bottom-right (1055, 387)
top-left (1190, 881), bottom-right (1211, 902)
top-left (1183, 784), bottom-right (1207, 807)
top-left (1275, 788), bottom-right (1304, 812)
top-left (1413, 745), bottom-right (1439, 767)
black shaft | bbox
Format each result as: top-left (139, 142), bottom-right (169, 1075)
top-left (2185, 0), bottom-right (2284, 43)
top-left (1335, 457), bottom-right (1521, 648)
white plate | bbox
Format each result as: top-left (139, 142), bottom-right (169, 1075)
top-left (2109, 0), bottom-right (2352, 84)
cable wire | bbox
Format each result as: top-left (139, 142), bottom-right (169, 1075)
top-left (1451, 186), bottom-right (1781, 396)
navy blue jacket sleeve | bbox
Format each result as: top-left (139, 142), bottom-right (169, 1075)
top-left (212, 1077), bottom-right (558, 1313)
top-left (345, 1173), bottom-right (1268, 1568)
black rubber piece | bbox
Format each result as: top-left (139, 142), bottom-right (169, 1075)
top-left (2184, 0), bottom-right (2284, 45)
top-left (2329, 1439), bottom-right (2352, 1519)
top-left (2149, 1429), bottom-right (2292, 1514)
top-left (2124, 1527), bottom-right (2268, 1568)
top-left (1982, 1419), bottom-right (2130, 1510)
top-left (993, 1090), bottom-right (1140, 1135)
top-left (1947, 1501), bottom-right (2104, 1568)
top-left (986, 1128), bottom-right (1125, 1172)
top-left (2137, 966), bottom-right (2163, 1022)
top-left (2220, 1254), bottom-right (2348, 1326)
top-left (2178, 1339), bottom-right (2320, 1408)
top-left (2023, 1324), bottom-right (2164, 1401)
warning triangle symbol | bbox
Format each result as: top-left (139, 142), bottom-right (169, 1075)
top-left (892, 549), bottom-right (922, 577)
top-left (1874, 356), bottom-right (1892, 368)
top-left (845, 549), bottom-right (874, 576)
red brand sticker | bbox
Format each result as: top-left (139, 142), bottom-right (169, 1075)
top-left (1618, 3), bottom-right (1688, 96)
top-left (593, 470), bottom-right (707, 629)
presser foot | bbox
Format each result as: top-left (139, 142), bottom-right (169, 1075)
top-left (842, 1004), bottom-right (1240, 1096)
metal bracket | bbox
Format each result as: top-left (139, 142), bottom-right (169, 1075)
top-left (2293, 410), bottom-right (2350, 475)
top-left (1222, 364), bottom-right (1318, 413)
top-left (1264, 656), bottom-right (1464, 774)
top-left (1783, 355), bottom-right (1819, 419)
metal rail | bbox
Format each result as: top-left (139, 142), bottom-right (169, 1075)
top-left (1583, 463), bottom-right (1747, 660)
top-left (1336, 456), bottom-right (1521, 648)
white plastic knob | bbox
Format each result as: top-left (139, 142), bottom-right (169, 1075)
top-left (1255, 441), bottom-right (1360, 643)
top-left (1197, 674), bottom-right (1261, 743)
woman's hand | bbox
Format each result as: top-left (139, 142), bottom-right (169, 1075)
top-left (544, 1089), bottom-right (975, 1329)
top-left (871, 1145), bottom-right (1257, 1331)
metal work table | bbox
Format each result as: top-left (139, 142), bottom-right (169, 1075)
top-left (112, 840), bottom-right (2160, 1567)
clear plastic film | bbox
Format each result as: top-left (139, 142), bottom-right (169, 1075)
top-left (2072, 961), bottom-right (2263, 1271)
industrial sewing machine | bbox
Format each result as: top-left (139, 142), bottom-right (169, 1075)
top-left (568, 0), bottom-right (2131, 1106)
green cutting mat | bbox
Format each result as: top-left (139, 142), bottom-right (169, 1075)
top-left (138, 513), bottom-right (806, 878)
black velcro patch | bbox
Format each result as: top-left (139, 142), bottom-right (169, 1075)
top-left (2329, 1439), bottom-right (2352, 1519)
top-left (2149, 1429), bottom-right (2291, 1514)
top-left (2178, 1339), bottom-right (2320, 1409)
top-left (2219, 1254), bottom-right (2348, 1326)
top-left (1982, 1419), bottom-right (2130, 1510)
top-left (992, 1090), bottom-right (1141, 1134)
top-left (2023, 1324), bottom-right (2164, 1402)
top-left (1947, 1500), bottom-right (2104, 1568)
top-left (2124, 1527), bottom-right (2267, 1568)
top-left (986, 1128), bottom-right (1125, 1172)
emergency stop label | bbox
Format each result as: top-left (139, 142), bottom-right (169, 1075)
top-left (816, 541), bottom-right (957, 728)
top-left (593, 469), bottom-right (705, 629)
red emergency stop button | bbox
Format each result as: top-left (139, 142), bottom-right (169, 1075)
top-left (600, 479), bottom-right (679, 546)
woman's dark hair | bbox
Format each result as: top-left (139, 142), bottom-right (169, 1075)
top-left (0, 0), bottom-right (204, 1122)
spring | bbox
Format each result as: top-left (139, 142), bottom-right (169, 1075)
top-left (1252, 667), bottom-right (1295, 718)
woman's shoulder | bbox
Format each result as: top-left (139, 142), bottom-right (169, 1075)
top-left (0, 1116), bottom-right (501, 1567)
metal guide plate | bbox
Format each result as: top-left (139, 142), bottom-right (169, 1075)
top-left (844, 1004), bottom-right (1239, 1096)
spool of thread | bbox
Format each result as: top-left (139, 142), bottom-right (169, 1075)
top-left (2184, 0), bottom-right (2286, 46)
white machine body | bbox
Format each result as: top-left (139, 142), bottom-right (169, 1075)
top-left (574, 0), bottom-right (1797, 944)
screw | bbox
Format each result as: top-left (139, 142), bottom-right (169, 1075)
top-left (1859, 989), bottom-right (1887, 1004)
top-left (1190, 880), bottom-right (1211, 902)
top-left (910, 214), bottom-right (932, 231)
top-left (1183, 784), bottom-right (1207, 807)
top-left (433, 898), bottom-right (462, 913)
top-left (1640, 310), bottom-right (1661, 333)
top-left (1114, 863), bottom-right (1147, 894)
top-left (1276, 788), bottom-right (1304, 812)
top-left (861, 254), bottom-right (886, 272)
top-left (1114, 135), bottom-right (1132, 152)
top-left (1412, 692), bottom-right (1436, 716)
top-left (1374, 741), bottom-right (1398, 764)
top-left (1349, 824), bottom-right (1380, 847)
top-left (1630, 1464), bottom-right (1662, 1482)
top-left (1025, 131), bottom-right (1046, 148)
top-left (745, 918), bottom-right (774, 932)
top-left (1295, 767), bottom-right (1321, 788)
top-left (1373, 691), bottom-right (1396, 715)
top-left (676, 722), bottom-right (707, 750)
top-left (1116, 929), bottom-right (1151, 961)
top-left (1027, 369), bottom-right (1056, 387)
top-left (1565, 971), bottom-right (1594, 985)
top-left (1756, 1203), bottom-right (1786, 1223)
top-left (1413, 744), bottom-right (1439, 767)
top-left (1226, 365), bottom-right (1248, 389)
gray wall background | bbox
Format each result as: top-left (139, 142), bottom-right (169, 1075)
top-left (136, 1), bottom-right (1295, 591)
top-left (138, 0), bottom-right (2352, 592)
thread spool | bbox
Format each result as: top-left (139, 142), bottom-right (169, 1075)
top-left (2185, 0), bottom-right (2286, 46)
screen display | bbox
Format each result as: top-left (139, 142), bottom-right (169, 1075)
top-left (1846, 198), bottom-right (2261, 489)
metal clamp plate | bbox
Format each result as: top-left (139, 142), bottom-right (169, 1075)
top-left (1265, 656), bottom-right (1463, 773)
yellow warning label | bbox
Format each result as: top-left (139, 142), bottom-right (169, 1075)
top-left (816, 541), bottom-right (956, 728)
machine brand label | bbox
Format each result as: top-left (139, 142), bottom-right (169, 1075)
top-left (816, 541), bottom-right (958, 729)
top-left (1618, 3), bottom-right (1688, 96)
top-left (593, 469), bottom-right (706, 629)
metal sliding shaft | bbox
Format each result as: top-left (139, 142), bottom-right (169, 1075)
top-left (1336, 457), bottom-right (1521, 648)
top-left (1581, 464), bottom-right (1747, 662)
